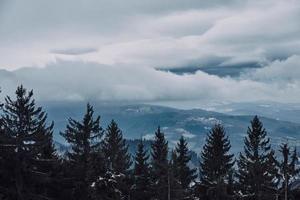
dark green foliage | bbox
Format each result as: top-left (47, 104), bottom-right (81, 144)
top-left (200, 124), bottom-right (234, 186)
top-left (278, 143), bottom-right (300, 200)
top-left (174, 136), bottom-right (197, 189)
top-left (169, 150), bottom-right (184, 200)
top-left (132, 139), bottom-right (152, 200)
top-left (101, 120), bottom-right (132, 199)
top-left (102, 120), bottom-right (132, 174)
top-left (0, 85), bottom-right (56, 200)
top-left (60, 103), bottom-right (104, 200)
top-left (169, 136), bottom-right (197, 199)
top-left (150, 126), bottom-right (169, 200)
top-left (237, 116), bottom-right (279, 200)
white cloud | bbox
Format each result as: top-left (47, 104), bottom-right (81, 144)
top-left (1, 0), bottom-right (300, 70)
top-left (0, 59), bottom-right (299, 104)
top-left (247, 55), bottom-right (300, 82)
top-left (0, 0), bottom-right (299, 105)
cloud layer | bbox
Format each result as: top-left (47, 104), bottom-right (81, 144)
top-left (0, 58), bottom-right (299, 104)
top-left (0, 0), bottom-right (299, 105)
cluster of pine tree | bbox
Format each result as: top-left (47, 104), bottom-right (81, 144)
top-left (0, 86), bottom-right (300, 200)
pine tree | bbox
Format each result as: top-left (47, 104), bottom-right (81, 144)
top-left (0, 85), bottom-right (56, 200)
top-left (102, 120), bottom-right (131, 174)
top-left (101, 120), bottom-right (132, 199)
top-left (237, 116), bottom-right (278, 200)
top-left (150, 126), bottom-right (169, 200)
top-left (132, 139), bottom-right (152, 200)
top-left (200, 124), bottom-right (234, 186)
top-left (174, 136), bottom-right (197, 190)
top-left (278, 143), bottom-right (300, 200)
top-left (169, 150), bottom-right (183, 200)
top-left (60, 103), bottom-right (103, 200)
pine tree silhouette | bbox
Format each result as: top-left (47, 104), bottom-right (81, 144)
top-left (101, 120), bottom-right (132, 199)
top-left (0, 85), bottom-right (56, 200)
top-left (132, 139), bottom-right (152, 200)
top-left (151, 126), bottom-right (169, 200)
top-left (60, 103), bottom-right (103, 200)
top-left (102, 120), bottom-right (131, 174)
top-left (237, 116), bottom-right (278, 200)
top-left (199, 124), bottom-right (234, 200)
top-left (200, 124), bottom-right (234, 186)
top-left (174, 136), bottom-right (197, 189)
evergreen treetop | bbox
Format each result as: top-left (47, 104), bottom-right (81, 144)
top-left (237, 116), bottom-right (278, 199)
top-left (60, 103), bottom-right (103, 200)
top-left (132, 139), bottom-right (152, 200)
top-left (174, 136), bottom-right (197, 189)
top-left (0, 85), bottom-right (56, 200)
top-left (102, 119), bottom-right (132, 174)
top-left (150, 126), bottom-right (169, 200)
top-left (61, 103), bottom-right (103, 162)
top-left (200, 124), bottom-right (234, 186)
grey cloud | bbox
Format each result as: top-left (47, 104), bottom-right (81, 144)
top-left (245, 55), bottom-right (300, 83)
top-left (51, 48), bottom-right (98, 55)
top-left (1, 0), bottom-right (299, 72)
top-left (0, 0), bottom-right (299, 105)
top-left (0, 60), bottom-right (299, 104)
top-left (0, 0), bottom-right (243, 41)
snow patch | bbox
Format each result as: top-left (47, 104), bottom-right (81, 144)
top-left (142, 134), bottom-right (155, 140)
top-left (186, 117), bottom-right (222, 125)
top-left (174, 128), bottom-right (196, 138)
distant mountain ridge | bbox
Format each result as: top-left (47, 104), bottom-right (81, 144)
top-left (42, 102), bottom-right (300, 154)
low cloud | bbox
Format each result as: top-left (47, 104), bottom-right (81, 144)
top-left (1, 0), bottom-right (300, 71)
top-left (0, 59), bottom-right (299, 104)
top-left (0, 0), bottom-right (299, 105)
top-left (51, 48), bottom-right (98, 55)
top-left (246, 55), bottom-right (300, 82)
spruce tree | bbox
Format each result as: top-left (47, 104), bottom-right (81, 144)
top-left (200, 124), bottom-right (234, 186)
top-left (150, 126), bottom-right (169, 200)
top-left (174, 136), bottom-right (197, 190)
top-left (101, 120), bottom-right (132, 199)
top-left (237, 116), bottom-right (278, 200)
top-left (169, 150), bottom-right (183, 200)
top-left (102, 120), bottom-right (131, 174)
top-left (132, 139), bottom-right (152, 200)
top-left (0, 85), bottom-right (56, 200)
top-left (278, 143), bottom-right (300, 200)
top-left (60, 103), bottom-right (103, 200)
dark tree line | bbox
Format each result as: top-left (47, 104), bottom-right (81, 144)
top-left (0, 86), bottom-right (300, 200)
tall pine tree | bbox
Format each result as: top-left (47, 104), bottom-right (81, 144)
top-left (200, 124), bottom-right (234, 186)
top-left (151, 126), bottom-right (169, 200)
top-left (132, 139), bottom-right (152, 200)
top-left (199, 124), bottom-right (234, 200)
top-left (101, 120), bottom-right (132, 199)
top-left (169, 149), bottom-right (183, 200)
top-left (237, 116), bottom-right (278, 200)
top-left (102, 120), bottom-right (131, 174)
top-left (278, 143), bottom-right (300, 200)
top-left (174, 136), bottom-right (197, 190)
top-left (0, 85), bottom-right (56, 200)
top-left (60, 103), bottom-right (103, 200)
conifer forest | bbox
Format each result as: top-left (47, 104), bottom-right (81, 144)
top-left (0, 86), bottom-right (299, 200)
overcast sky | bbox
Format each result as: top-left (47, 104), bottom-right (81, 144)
top-left (0, 0), bottom-right (299, 106)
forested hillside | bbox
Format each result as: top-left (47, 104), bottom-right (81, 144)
top-left (0, 86), bottom-right (300, 200)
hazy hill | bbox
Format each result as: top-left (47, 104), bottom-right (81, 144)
top-left (42, 102), bottom-right (300, 154)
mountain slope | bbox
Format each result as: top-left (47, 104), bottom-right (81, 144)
top-left (42, 102), bottom-right (300, 153)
